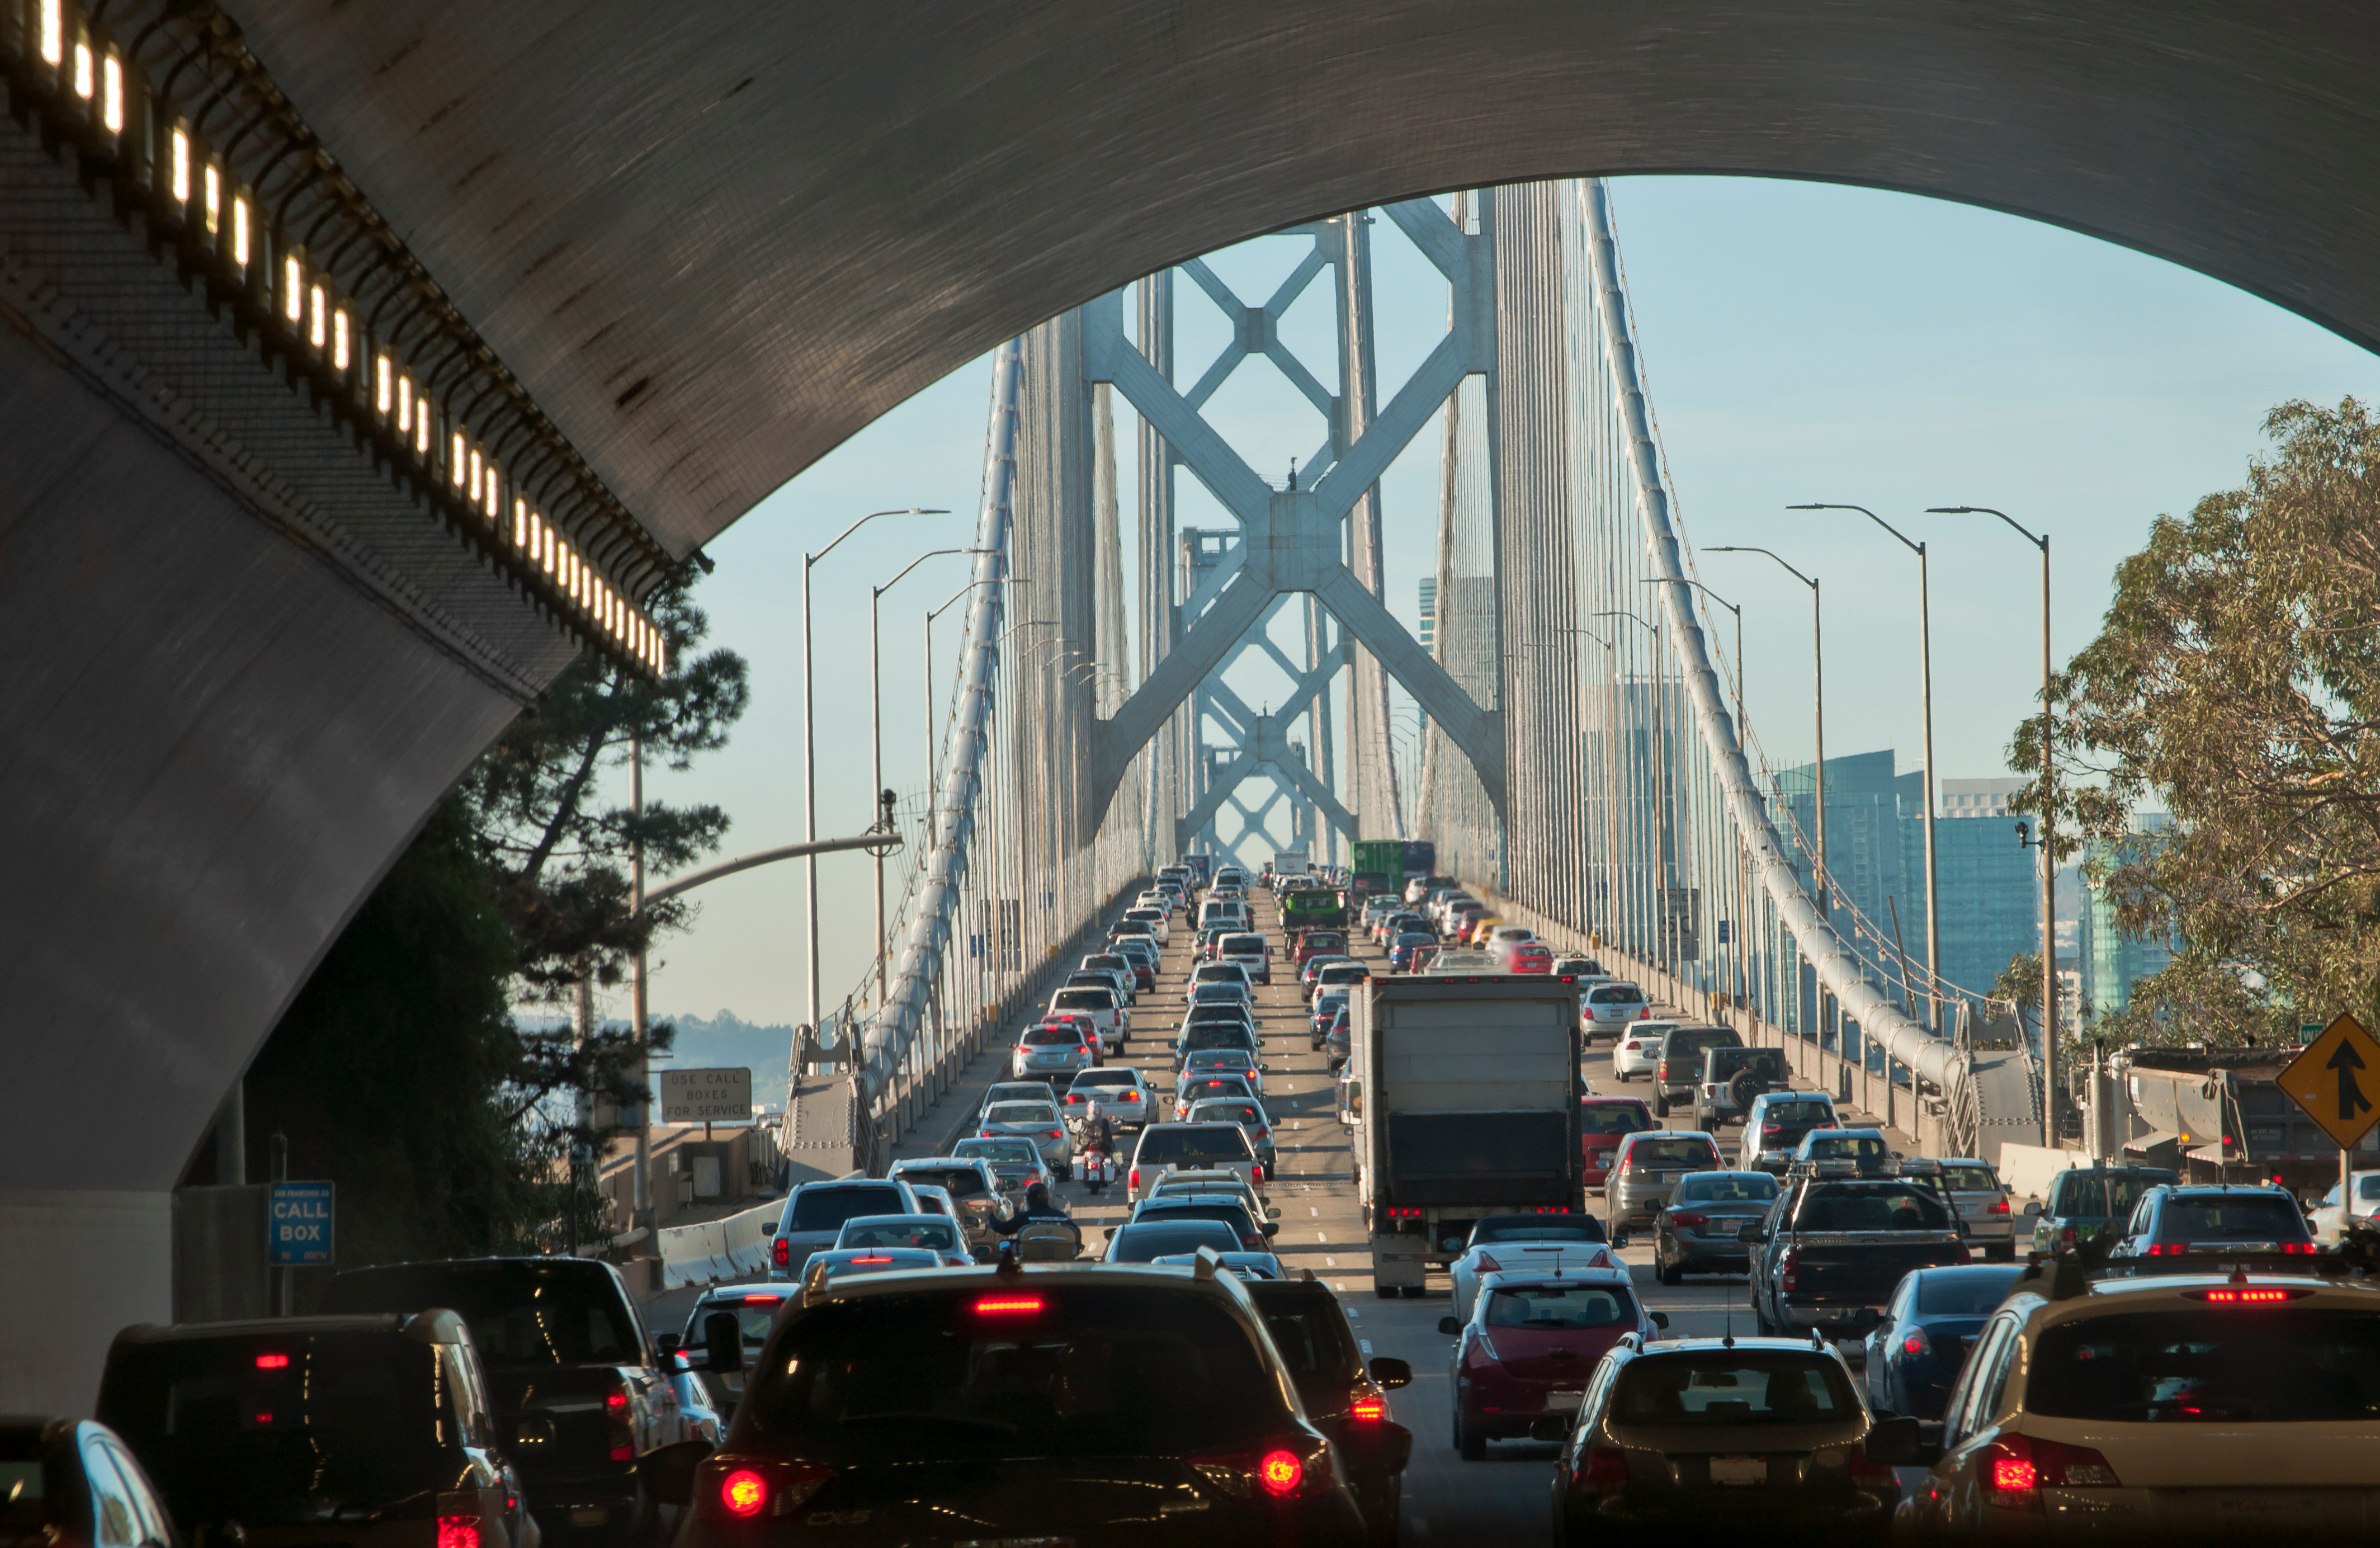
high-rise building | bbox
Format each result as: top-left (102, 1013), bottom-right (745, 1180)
top-left (2076, 818), bottom-right (2176, 1021)
top-left (1417, 576), bottom-right (1437, 653)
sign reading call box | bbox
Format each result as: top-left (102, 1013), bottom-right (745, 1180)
top-left (658, 1066), bottom-right (753, 1125)
top-left (269, 1180), bottom-right (335, 1267)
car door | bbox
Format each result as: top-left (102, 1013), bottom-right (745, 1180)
top-left (1754, 1188), bottom-right (1794, 1320)
top-left (1866, 1276), bottom-right (1915, 1410)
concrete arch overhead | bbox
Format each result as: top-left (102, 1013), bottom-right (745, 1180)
top-left (238, 0), bottom-right (2380, 556)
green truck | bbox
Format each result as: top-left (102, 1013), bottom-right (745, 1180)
top-left (1280, 885), bottom-right (1349, 937)
top-left (1351, 839), bottom-right (1405, 880)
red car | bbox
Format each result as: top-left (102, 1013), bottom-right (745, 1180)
top-left (1580, 1095), bottom-right (1656, 1187)
top-left (1293, 930), bottom-right (1349, 968)
top-left (1506, 942), bottom-right (1555, 974)
top-left (1440, 1270), bottom-right (1664, 1459)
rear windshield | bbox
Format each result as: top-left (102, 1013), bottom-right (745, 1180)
top-left (896, 1167), bottom-right (990, 1200)
top-left (1793, 1183), bottom-right (1951, 1232)
top-left (1397, 933), bottom-right (1435, 945)
top-left (1221, 935), bottom-right (1266, 952)
top-left (1319, 966), bottom-right (1367, 982)
top-left (1110, 1223), bottom-right (1243, 1261)
top-left (1022, 1027), bottom-right (1081, 1046)
top-left (788, 1187), bottom-right (910, 1233)
top-left (100, 1333), bottom-right (449, 1516)
top-left (1185, 1050), bottom-right (1253, 1068)
top-left (1590, 985), bottom-right (1645, 1004)
top-left (1194, 965), bottom-right (1249, 982)
top-left (1581, 1102), bottom-right (1654, 1134)
top-left (740, 1287), bottom-right (1278, 1460)
top-left (955, 1138), bottom-right (1037, 1163)
top-left (985, 1103), bottom-right (1058, 1125)
top-left (2030, 1308), bottom-right (2380, 1422)
top-left (1084, 956), bottom-right (1130, 973)
top-left (1914, 1268), bottom-right (2028, 1315)
top-left (2051, 1169), bottom-right (2175, 1218)
top-left (1070, 1071), bottom-right (1137, 1088)
top-left (1612, 1354), bottom-right (1854, 1427)
top-left (1137, 1127), bottom-right (1255, 1164)
top-left (1484, 1283), bottom-right (1635, 1329)
top-left (1135, 1203), bottom-right (1253, 1232)
top-left (690, 1295), bottom-right (790, 1345)
top-left (1255, 1294), bottom-right (1361, 1384)
top-left (1763, 1101), bottom-right (1833, 1125)
top-left (1179, 1079), bottom-right (1252, 1102)
top-left (1678, 1173), bottom-right (1778, 1204)
top-left (1806, 1134), bottom-right (1891, 1160)
top-left (318, 1262), bottom-right (637, 1367)
top-left (1183, 1018), bottom-right (1255, 1040)
top-left (1942, 1164), bottom-right (2001, 1193)
top-left (1473, 1219), bottom-right (1606, 1244)
top-left (838, 1218), bottom-right (962, 1252)
top-left (2157, 1195), bottom-right (2309, 1241)
top-left (1192, 984), bottom-right (1247, 1001)
top-left (1193, 1103), bottom-right (1265, 1126)
top-left (1053, 990), bottom-right (1114, 1010)
top-left (1626, 1138), bottom-right (1721, 1168)
top-left (1302, 934), bottom-right (1347, 950)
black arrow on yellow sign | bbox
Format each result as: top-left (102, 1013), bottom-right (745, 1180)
top-left (2329, 1039), bottom-right (2375, 1123)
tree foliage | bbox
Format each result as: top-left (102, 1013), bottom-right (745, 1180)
top-left (2012, 398), bottom-right (2380, 1044)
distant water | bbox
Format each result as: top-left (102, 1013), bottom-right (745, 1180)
top-left (511, 1008), bottom-right (797, 1106)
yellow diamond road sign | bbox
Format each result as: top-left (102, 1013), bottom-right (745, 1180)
top-left (2278, 1013), bottom-right (2380, 1150)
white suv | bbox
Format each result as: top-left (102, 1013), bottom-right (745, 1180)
top-left (1046, 984), bottom-right (1127, 1052)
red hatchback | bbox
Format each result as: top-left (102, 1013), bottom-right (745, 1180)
top-left (1294, 930), bottom-right (1349, 968)
top-left (1441, 1271), bottom-right (1661, 1459)
top-left (1579, 1096), bottom-right (1657, 1187)
top-left (1507, 942), bottom-right (1555, 974)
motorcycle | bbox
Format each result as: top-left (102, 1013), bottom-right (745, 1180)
top-left (1073, 1131), bottom-right (1117, 1194)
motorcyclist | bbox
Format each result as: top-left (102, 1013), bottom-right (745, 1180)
top-left (1078, 1101), bottom-right (1116, 1159)
top-left (989, 1181), bottom-right (1081, 1252)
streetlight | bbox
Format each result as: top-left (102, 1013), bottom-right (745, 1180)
top-left (1708, 546), bottom-right (1828, 919)
top-left (803, 507), bottom-right (947, 1046)
top-left (1929, 504), bottom-right (2057, 1143)
top-left (870, 546), bottom-right (994, 1003)
top-left (1641, 575), bottom-right (1742, 730)
top-left (1788, 502), bottom-right (1940, 1035)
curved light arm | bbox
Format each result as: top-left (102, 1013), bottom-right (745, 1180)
top-left (641, 831), bottom-right (901, 910)
top-left (876, 546), bottom-right (997, 598)
top-left (810, 506), bottom-right (949, 567)
top-left (1788, 501), bottom-right (1921, 557)
top-left (1926, 505), bottom-right (2045, 550)
top-left (1641, 574), bottom-right (1738, 617)
top-left (1708, 545), bottom-right (1819, 592)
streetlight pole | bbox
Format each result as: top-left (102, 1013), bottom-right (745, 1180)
top-left (804, 507), bottom-right (947, 1053)
top-left (1641, 576), bottom-right (1741, 731)
top-left (1930, 505), bottom-right (2058, 1144)
top-left (1708, 548), bottom-right (1826, 921)
top-left (927, 576), bottom-right (1031, 792)
top-left (1595, 610), bottom-right (1670, 966)
top-left (1787, 504), bottom-right (1939, 1035)
top-left (870, 547), bottom-right (991, 1007)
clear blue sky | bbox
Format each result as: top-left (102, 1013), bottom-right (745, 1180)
top-left (612, 175), bottom-right (2380, 1035)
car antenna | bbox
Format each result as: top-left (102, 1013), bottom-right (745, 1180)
top-left (1722, 1305), bottom-right (1734, 1349)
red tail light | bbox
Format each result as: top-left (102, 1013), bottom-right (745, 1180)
top-left (605, 1375), bottom-right (635, 1460)
top-left (1990, 1197), bottom-right (2010, 1215)
top-left (700, 1459), bottom-right (833, 1520)
top-left (1982, 1434), bottom-right (2119, 1511)
top-left (1847, 1442), bottom-right (1900, 1489)
top-left (1129, 1167), bottom-right (1141, 1191)
top-left (1669, 1212), bottom-right (1708, 1229)
top-left (1349, 1390), bottom-right (1386, 1422)
top-left (772, 1236), bottom-right (790, 1267)
top-left (437, 1517), bottom-right (481, 1548)
top-left (1189, 1441), bottom-right (1324, 1500)
top-left (1571, 1445), bottom-right (1630, 1492)
top-left (1901, 1328), bottom-right (1930, 1357)
top-left (254, 1353), bottom-right (290, 1369)
top-left (1779, 1247), bottom-right (1798, 1292)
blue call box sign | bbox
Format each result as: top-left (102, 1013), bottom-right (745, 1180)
top-left (269, 1181), bottom-right (335, 1266)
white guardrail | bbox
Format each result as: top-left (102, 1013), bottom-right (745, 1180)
top-left (656, 1199), bottom-right (781, 1290)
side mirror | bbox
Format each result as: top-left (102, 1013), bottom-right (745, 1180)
top-left (2022, 1200), bottom-right (2043, 1217)
top-left (657, 1332), bottom-right (682, 1356)
top-left (1738, 1223), bottom-right (1766, 1243)
top-left (703, 1311), bottom-right (745, 1376)
top-left (1863, 1414), bottom-right (1921, 1466)
top-left (1260, 1222), bottom-right (1279, 1238)
top-left (1267, 1206), bottom-right (1282, 1219)
top-left (641, 1437), bottom-right (715, 1507)
top-left (1369, 1356), bottom-right (1413, 1389)
top-left (1649, 1311), bottom-right (1670, 1330)
top-left (1529, 1414), bottom-right (1571, 1442)
top-left (1437, 1316), bottom-right (1463, 1337)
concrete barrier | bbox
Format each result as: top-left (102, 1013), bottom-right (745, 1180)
top-left (659, 1199), bottom-right (785, 1289)
top-left (1998, 1142), bottom-right (2093, 1205)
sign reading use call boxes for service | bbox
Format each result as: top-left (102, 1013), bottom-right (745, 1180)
top-left (268, 1180), bottom-right (334, 1267)
top-left (658, 1066), bottom-right (754, 1125)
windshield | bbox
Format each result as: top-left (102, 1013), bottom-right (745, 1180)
top-left (790, 1187), bottom-right (910, 1231)
top-left (1186, 1051), bottom-right (1253, 1069)
top-left (100, 1333), bottom-right (450, 1517)
top-left (1914, 1268), bottom-right (2027, 1315)
top-left (1581, 1102), bottom-right (1654, 1134)
top-left (1111, 1223), bottom-right (1242, 1261)
top-left (985, 1104), bottom-right (1058, 1126)
top-left (1613, 1355), bottom-right (1854, 1427)
top-left (1320, 966), bottom-right (1367, 983)
top-left (1484, 1283), bottom-right (1633, 1329)
top-left (1806, 1135), bottom-right (1890, 1160)
top-left (1136, 1127), bottom-right (1255, 1164)
top-left (1679, 1173), bottom-right (1778, 1204)
top-left (740, 1287), bottom-right (1279, 1461)
top-left (895, 1167), bottom-right (990, 1200)
top-left (1625, 1139), bottom-right (1720, 1169)
top-left (692, 1295), bottom-right (791, 1344)
top-left (1071, 1071), bottom-right (1137, 1089)
top-left (1302, 935), bottom-right (1346, 951)
top-left (1763, 1101), bottom-right (1833, 1126)
top-left (2159, 1195), bottom-right (2308, 1240)
top-left (1221, 935), bottom-right (1265, 952)
top-left (1257, 1297), bottom-right (1361, 1384)
top-left (1191, 1102), bottom-right (1264, 1126)
top-left (317, 1262), bottom-right (637, 1368)
top-left (2031, 1308), bottom-right (2380, 1422)
top-left (1942, 1165), bottom-right (2001, 1192)
top-left (1473, 1219), bottom-right (1605, 1244)
top-left (1053, 990), bottom-right (1112, 1010)
top-left (837, 1217), bottom-right (962, 1252)
top-left (2051, 1169), bottom-right (2176, 1218)
top-left (1084, 956), bottom-right (1128, 973)
top-left (1590, 985), bottom-right (1645, 1004)
top-left (1192, 984), bottom-right (1247, 1002)
top-left (1795, 1183), bottom-right (1952, 1232)
top-left (1179, 1079), bottom-right (1252, 1102)
top-left (955, 1138), bottom-right (1037, 1163)
top-left (1022, 1027), bottom-right (1081, 1046)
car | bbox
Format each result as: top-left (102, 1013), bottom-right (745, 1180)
top-left (1074, 956), bottom-right (1137, 1003)
top-left (1189, 959), bottom-right (1255, 998)
top-left (1175, 1013), bottom-right (1260, 1072)
top-left (1858, 1263), bottom-right (2028, 1420)
top-left (1743, 1089), bottom-right (1840, 1173)
top-left (1551, 955), bottom-right (1605, 978)
top-left (1101, 1219), bottom-right (1246, 1262)
top-left (764, 1177), bottom-right (924, 1277)
top-left (830, 1212), bottom-right (973, 1266)
top-left (1690, 1044), bottom-right (1788, 1130)
top-left (1107, 916), bottom-right (1156, 946)
top-left (1440, 1267), bottom-right (1665, 1459)
top-left (1127, 1191), bottom-right (1277, 1249)
top-left (1581, 979), bottom-right (1654, 1040)
top-left (1246, 1275), bottom-right (1414, 1546)
top-left (1505, 941), bottom-right (1555, 974)
top-left (1465, 915), bottom-right (1504, 947)
top-left (2023, 1163), bottom-right (2181, 1256)
top-left (951, 1135), bottom-right (1055, 1194)
top-left (1219, 931), bottom-right (1273, 983)
top-left (1062, 1065), bottom-right (1157, 1127)
top-left (1186, 979), bottom-right (1254, 1014)
top-left (0, 1417), bottom-right (183, 1548)
top-left (98, 1311), bottom-right (537, 1548)
top-left (1579, 1094), bottom-right (1657, 1187)
top-left (1121, 904), bottom-right (1172, 942)
top-left (1298, 954), bottom-right (1356, 995)
top-left (904, 1179), bottom-right (960, 1226)
top-left (1311, 990), bottom-right (1351, 1048)
top-left (1387, 931), bottom-right (1437, 971)
top-left (2105, 1181), bottom-right (2318, 1261)
top-left (1447, 1212), bottom-right (1614, 1323)
top-left (1309, 960), bottom-right (1371, 1005)
top-left (1173, 1072), bottom-right (1259, 1121)
top-left (1748, 1169), bottom-right (1972, 1338)
top-left (1293, 929), bottom-right (1350, 967)
top-left (2309, 1168), bottom-right (2380, 1243)
top-left (1791, 1126), bottom-right (1897, 1176)
top-left (979, 1084), bottom-right (1064, 1127)
top-left (1652, 1169), bottom-right (1781, 1284)
top-left (1197, 899), bottom-right (1250, 931)
top-left (1111, 937), bottom-right (1160, 989)
top-left (975, 1098), bottom-right (1076, 1177)
top-left (1935, 1158), bottom-right (2018, 1260)
top-left (1185, 1096), bottom-right (1279, 1175)
top-left (1608, 1019), bottom-right (1677, 1078)
top-left (1651, 1023), bottom-right (1744, 1115)
top-left (887, 1157), bottom-right (1006, 1253)
top-left (1604, 1129), bottom-right (1723, 1234)
top-left (668, 1283), bottom-right (795, 1422)
top-left (1010, 1021), bottom-right (1098, 1082)
top-left (1151, 1249), bottom-right (1288, 1279)
top-left (1324, 1006), bottom-right (1352, 1069)
top-left (1550, 1335), bottom-right (1908, 1544)
top-left (311, 1258), bottom-right (673, 1544)
top-left (1895, 1267), bottom-right (2380, 1538)
top-left (1149, 1171), bottom-right (1279, 1226)
top-left (1047, 983), bottom-right (1128, 1052)
top-left (1182, 1044), bottom-right (1267, 1097)
top-left (1129, 1120), bottom-right (1264, 1199)
top-left (1483, 924), bottom-right (1536, 956)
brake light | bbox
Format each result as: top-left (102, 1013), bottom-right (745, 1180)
top-left (1573, 1445), bottom-right (1630, 1492)
top-left (437, 1517), bottom-right (481, 1548)
top-left (1902, 1328), bottom-right (1929, 1357)
top-left (1670, 1212), bottom-right (1707, 1229)
top-left (606, 1391), bottom-right (629, 1409)
top-left (848, 1254), bottom-right (895, 1264)
top-left (701, 1459), bottom-right (834, 1519)
top-left (1253, 1164), bottom-right (1264, 1182)
top-left (1476, 1252), bottom-right (1501, 1272)
top-left (1780, 1247), bottom-right (1798, 1292)
top-left (1982, 1434), bottom-right (2119, 1509)
top-left (1350, 1390), bottom-right (1386, 1422)
top-left (1258, 1450), bottom-right (1304, 1495)
top-left (254, 1353), bottom-right (290, 1369)
top-left (1991, 1197), bottom-right (2010, 1215)
top-left (773, 1236), bottom-right (790, 1267)
top-left (2194, 1286), bottom-right (2307, 1304)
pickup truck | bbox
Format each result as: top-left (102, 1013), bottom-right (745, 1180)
top-left (1744, 1162), bottom-right (1970, 1337)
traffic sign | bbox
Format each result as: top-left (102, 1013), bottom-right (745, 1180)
top-left (659, 1066), bottom-right (753, 1125)
top-left (2278, 1014), bottom-right (2380, 1149)
top-left (268, 1180), bottom-right (334, 1267)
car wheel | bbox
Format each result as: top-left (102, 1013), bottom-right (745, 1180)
top-left (1987, 1241), bottom-right (2016, 1262)
top-left (1375, 1285), bottom-right (1399, 1300)
top-left (1652, 1089), bottom-right (1669, 1117)
top-left (1660, 1254), bottom-right (1683, 1287)
top-left (1456, 1408), bottom-right (1487, 1461)
top-left (1401, 1283), bottom-right (1427, 1299)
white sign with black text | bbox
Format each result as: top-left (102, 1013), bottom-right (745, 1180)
top-left (659, 1066), bottom-right (753, 1125)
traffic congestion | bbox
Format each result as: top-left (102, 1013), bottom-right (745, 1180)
top-left (19, 860), bottom-right (2380, 1548)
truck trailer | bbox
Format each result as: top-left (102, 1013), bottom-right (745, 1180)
top-left (2112, 1045), bottom-right (2367, 1192)
top-left (1351, 974), bottom-right (1583, 1297)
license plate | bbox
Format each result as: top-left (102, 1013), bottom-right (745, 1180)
top-left (1545, 1390), bottom-right (1585, 1412)
top-left (1708, 1455), bottom-right (1768, 1486)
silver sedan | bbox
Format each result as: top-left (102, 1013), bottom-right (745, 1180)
top-left (975, 1099), bottom-right (1076, 1178)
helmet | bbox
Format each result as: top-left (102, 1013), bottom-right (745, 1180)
top-left (1084, 1101), bottom-right (1104, 1121)
top-left (1023, 1181), bottom-right (1051, 1209)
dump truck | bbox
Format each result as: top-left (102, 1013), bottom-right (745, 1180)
top-left (1351, 974), bottom-right (1583, 1296)
top-left (2113, 1045), bottom-right (2362, 1192)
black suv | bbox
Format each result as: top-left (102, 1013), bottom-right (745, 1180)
top-left (2107, 1182), bottom-right (2317, 1261)
top-left (1247, 1277), bottom-right (1413, 1546)
top-left (100, 1311), bottom-right (533, 1548)
top-left (318, 1258), bottom-right (678, 1544)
